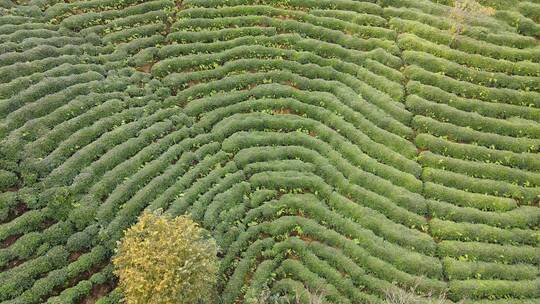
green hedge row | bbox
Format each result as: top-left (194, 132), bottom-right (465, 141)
top-left (19, 92), bottom-right (128, 160)
top-left (223, 130), bottom-right (423, 212)
top-left (403, 51), bottom-right (540, 92)
top-left (519, 2), bottom-right (540, 23)
top-left (309, 9), bottom-right (386, 27)
top-left (101, 22), bottom-right (165, 44)
top-left (0, 15), bottom-right (31, 26)
top-left (243, 260), bottom-right (279, 303)
top-left (169, 75), bottom-right (416, 170)
top-left (437, 240), bottom-right (539, 264)
top-left (415, 133), bottom-right (540, 172)
top-left (413, 115), bottom-right (540, 154)
top-left (244, 192), bottom-right (435, 262)
top-left (200, 163), bottom-right (249, 228)
top-left (98, 140), bottom-right (221, 243)
top-left (274, 238), bottom-right (374, 303)
top-left (0, 191), bottom-right (18, 222)
top-left (494, 10), bottom-right (540, 37)
top-left (1, 35), bottom-right (92, 54)
top-left (419, 151), bottom-right (540, 188)
top-left (243, 159), bottom-right (315, 176)
top-left (44, 0), bottom-right (149, 21)
top-left (0, 63), bottom-right (105, 102)
top-left (363, 58), bottom-right (403, 84)
top-left (0, 71), bottom-right (104, 121)
top-left (430, 218), bottom-right (538, 246)
top-left (305, 240), bottom-right (388, 302)
top-left (391, 18), bottom-right (540, 62)
top-left (2, 77), bottom-right (111, 145)
top-left (46, 265), bottom-right (114, 304)
top-left (277, 259), bottom-right (349, 303)
top-left (79, 10), bottom-right (167, 37)
top-left (170, 157), bottom-right (238, 221)
top-left (37, 105), bottom-right (172, 186)
top-left (171, 15), bottom-right (399, 54)
top-left (444, 258), bottom-right (538, 280)
top-left (448, 279), bottom-right (540, 301)
top-left (0, 29), bottom-right (61, 45)
top-left (214, 109), bottom-right (420, 190)
top-left (0, 56), bottom-right (101, 91)
top-left (0, 169), bottom-right (17, 190)
top-left (0, 43), bottom-right (103, 68)
top-left (407, 95), bottom-right (540, 139)
top-left (397, 34), bottom-right (540, 77)
top-left (184, 0), bottom-right (383, 16)
top-left (404, 65), bottom-right (540, 108)
top-left (0, 246), bottom-right (69, 301)
top-left (61, 0), bottom-right (172, 31)
top-left (220, 238), bottom-right (275, 303)
top-left (0, 220), bottom-right (75, 269)
top-left (407, 81), bottom-right (540, 122)
top-left (423, 168), bottom-right (540, 204)
top-left (223, 216), bottom-right (445, 294)
top-left (427, 199), bottom-right (540, 229)
top-left (158, 48), bottom-right (405, 118)
top-left (7, 245), bottom-right (109, 304)
top-left (384, 7), bottom-right (536, 48)
top-left (423, 182), bottom-right (517, 212)
top-left (271, 278), bottom-right (312, 304)
top-left (0, 209), bottom-right (46, 243)
top-left (0, 22), bottom-right (63, 36)
top-left (86, 126), bottom-right (194, 213)
top-left (94, 288), bottom-right (122, 304)
top-left (168, 25), bottom-right (277, 43)
top-left (178, 5), bottom-right (396, 41)
top-left (167, 27), bottom-right (401, 69)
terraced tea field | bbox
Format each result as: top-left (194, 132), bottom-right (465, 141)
top-left (0, 0), bottom-right (539, 303)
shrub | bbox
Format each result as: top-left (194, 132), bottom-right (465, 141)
top-left (384, 278), bottom-right (461, 304)
top-left (252, 286), bottom-right (328, 304)
top-left (0, 169), bottom-right (17, 190)
top-left (449, 0), bottom-right (495, 38)
top-left (112, 211), bottom-right (219, 304)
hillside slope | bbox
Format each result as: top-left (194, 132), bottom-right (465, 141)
top-left (0, 0), bottom-right (539, 303)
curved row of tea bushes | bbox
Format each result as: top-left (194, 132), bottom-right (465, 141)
top-left (0, 15), bottom-right (158, 301)
top-left (1, 0), bottom-right (539, 302)
top-left (389, 0), bottom-right (539, 301)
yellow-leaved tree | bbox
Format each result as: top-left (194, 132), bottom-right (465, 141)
top-left (113, 211), bottom-right (218, 304)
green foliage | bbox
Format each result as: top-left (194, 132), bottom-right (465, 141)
top-left (0, 0), bottom-right (539, 303)
top-left (384, 279), bottom-right (457, 304)
top-left (0, 169), bottom-right (17, 190)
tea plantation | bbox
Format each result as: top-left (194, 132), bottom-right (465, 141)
top-left (0, 0), bottom-right (539, 303)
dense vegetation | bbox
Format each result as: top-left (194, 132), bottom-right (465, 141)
top-left (0, 0), bottom-right (539, 303)
top-left (113, 211), bottom-right (218, 304)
